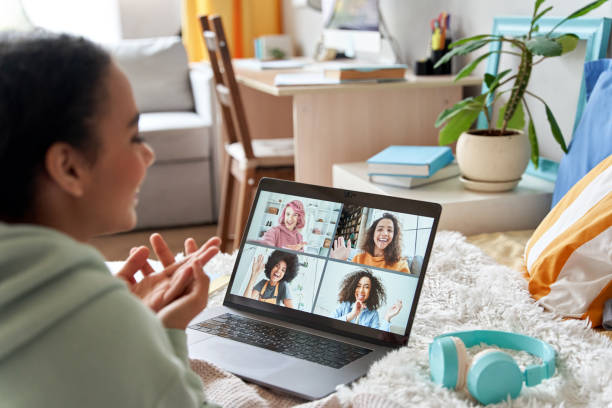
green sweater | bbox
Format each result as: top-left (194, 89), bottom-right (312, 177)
top-left (0, 223), bottom-right (216, 407)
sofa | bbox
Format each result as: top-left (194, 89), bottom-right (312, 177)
top-left (105, 36), bottom-right (217, 229)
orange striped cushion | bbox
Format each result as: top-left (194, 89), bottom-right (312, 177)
top-left (524, 153), bottom-right (612, 327)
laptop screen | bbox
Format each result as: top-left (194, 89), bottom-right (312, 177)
top-left (224, 179), bottom-right (440, 346)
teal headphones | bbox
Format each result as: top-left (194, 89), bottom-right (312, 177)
top-left (429, 330), bottom-right (556, 405)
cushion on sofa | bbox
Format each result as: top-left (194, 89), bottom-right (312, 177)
top-left (524, 153), bottom-right (612, 327)
top-left (139, 112), bottom-right (211, 162)
top-left (552, 59), bottom-right (612, 207)
top-left (105, 36), bottom-right (194, 113)
top-left (136, 160), bottom-right (214, 227)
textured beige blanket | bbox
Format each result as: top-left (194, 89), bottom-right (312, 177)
top-left (466, 229), bottom-right (533, 272)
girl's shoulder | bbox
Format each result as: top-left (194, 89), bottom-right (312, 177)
top-left (391, 258), bottom-right (411, 273)
top-left (351, 251), bottom-right (368, 263)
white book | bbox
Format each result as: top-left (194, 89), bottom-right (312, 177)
top-left (369, 162), bottom-right (460, 189)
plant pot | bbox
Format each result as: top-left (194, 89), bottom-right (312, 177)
top-left (456, 129), bottom-right (529, 192)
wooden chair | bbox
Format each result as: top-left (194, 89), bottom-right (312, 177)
top-left (199, 15), bottom-right (295, 253)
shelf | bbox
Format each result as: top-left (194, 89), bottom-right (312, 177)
top-left (333, 162), bottom-right (553, 235)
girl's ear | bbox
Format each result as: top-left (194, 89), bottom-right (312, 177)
top-left (44, 142), bottom-right (92, 197)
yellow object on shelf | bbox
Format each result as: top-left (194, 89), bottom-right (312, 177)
top-left (431, 27), bottom-right (442, 51)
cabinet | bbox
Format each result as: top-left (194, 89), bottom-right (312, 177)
top-left (304, 202), bottom-right (340, 256)
top-left (256, 197), bottom-right (285, 239)
top-left (336, 205), bottom-right (366, 249)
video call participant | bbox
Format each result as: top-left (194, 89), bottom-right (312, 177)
top-left (332, 269), bottom-right (403, 331)
top-left (243, 250), bottom-right (299, 307)
top-left (258, 199), bottom-right (308, 251)
top-left (331, 212), bottom-right (411, 273)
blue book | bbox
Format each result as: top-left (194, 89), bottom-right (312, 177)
top-left (367, 146), bottom-right (454, 177)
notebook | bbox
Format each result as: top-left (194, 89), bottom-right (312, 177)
top-left (187, 178), bottom-right (441, 400)
top-left (367, 145), bottom-right (454, 177)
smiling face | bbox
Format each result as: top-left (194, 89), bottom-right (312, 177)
top-left (283, 206), bottom-right (299, 231)
top-left (269, 260), bottom-right (287, 284)
top-left (373, 218), bottom-right (394, 253)
top-left (80, 63), bottom-right (154, 236)
top-left (354, 276), bottom-right (371, 304)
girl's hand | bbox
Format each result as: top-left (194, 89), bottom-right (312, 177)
top-left (330, 237), bottom-right (351, 260)
top-left (251, 254), bottom-right (264, 280)
top-left (284, 242), bottom-right (306, 251)
top-left (116, 234), bottom-right (221, 312)
top-left (346, 300), bottom-right (364, 322)
top-left (385, 300), bottom-right (403, 322)
top-left (157, 246), bottom-right (220, 329)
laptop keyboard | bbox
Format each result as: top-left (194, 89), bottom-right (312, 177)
top-left (189, 313), bottom-right (371, 369)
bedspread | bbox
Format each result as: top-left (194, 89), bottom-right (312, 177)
top-left (197, 230), bottom-right (612, 407)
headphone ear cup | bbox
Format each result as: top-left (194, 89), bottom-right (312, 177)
top-left (429, 337), bottom-right (469, 390)
top-left (467, 350), bottom-right (523, 405)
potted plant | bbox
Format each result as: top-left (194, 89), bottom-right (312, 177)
top-left (434, 0), bottom-right (608, 191)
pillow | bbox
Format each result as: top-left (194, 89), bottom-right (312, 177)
top-left (104, 36), bottom-right (194, 113)
top-left (524, 153), bottom-right (612, 327)
top-left (552, 59), bottom-right (612, 207)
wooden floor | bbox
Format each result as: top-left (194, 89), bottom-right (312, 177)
top-left (90, 223), bottom-right (218, 261)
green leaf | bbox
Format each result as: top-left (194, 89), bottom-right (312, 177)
top-left (532, 6), bottom-right (553, 26)
top-left (555, 33), bottom-right (579, 54)
top-left (482, 69), bottom-right (512, 95)
top-left (439, 108), bottom-right (482, 145)
top-left (434, 38), bottom-right (495, 68)
top-left (565, 0), bottom-right (608, 20)
top-left (449, 34), bottom-right (499, 49)
top-left (528, 119), bottom-right (539, 168)
top-left (526, 37), bottom-right (562, 56)
top-left (454, 51), bottom-right (495, 81)
top-left (435, 99), bottom-right (474, 128)
top-left (497, 99), bottom-right (525, 130)
top-left (545, 104), bottom-right (568, 153)
top-left (435, 95), bottom-right (486, 127)
top-left (534, 0), bottom-right (546, 14)
top-left (547, 0), bottom-right (609, 34)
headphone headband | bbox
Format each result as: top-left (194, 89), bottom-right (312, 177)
top-left (435, 330), bottom-right (556, 386)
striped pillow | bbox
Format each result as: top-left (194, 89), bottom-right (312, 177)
top-left (524, 153), bottom-right (612, 327)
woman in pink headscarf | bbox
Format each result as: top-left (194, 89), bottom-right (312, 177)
top-left (259, 200), bottom-right (307, 251)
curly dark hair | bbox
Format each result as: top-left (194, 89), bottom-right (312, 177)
top-left (338, 269), bottom-right (386, 310)
top-left (264, 250), bottom-right (299, 283)
top-left (361, 213), bottom-right (402, 265)
top-left (0, 31), bottom-right (111, 221)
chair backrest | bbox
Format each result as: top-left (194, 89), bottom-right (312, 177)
top-left (199, 15), bottom-right (255, 159)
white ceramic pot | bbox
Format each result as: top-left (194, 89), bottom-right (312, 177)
top-left (456, 129), bottom-right (530, 191)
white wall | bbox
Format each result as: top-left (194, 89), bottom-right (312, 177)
top-left (21, 0), bottom-right (123, 42)
top-left (20, 0), bottom-right (182, 41)
top-left (19, 0), bottom-right (612, 161)
top-left (118, 0), bottom-right (182, 38)
top-left (283, 0), bottom-right (612, 161)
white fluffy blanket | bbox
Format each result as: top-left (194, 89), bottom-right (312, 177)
top-left (185, 232), bottom-right (612, 406)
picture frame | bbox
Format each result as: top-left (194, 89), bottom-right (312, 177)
top-left (477, 16), bottom-right (612, 133)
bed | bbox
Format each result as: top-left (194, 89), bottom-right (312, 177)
top-left (191, 229), bottom-right (612, 407)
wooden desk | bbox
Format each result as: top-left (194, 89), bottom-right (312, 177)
top-left (231, 62), bottom-right (481, 187)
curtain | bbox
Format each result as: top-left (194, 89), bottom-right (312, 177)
top-left (181, 0), bottom-right (282, 62)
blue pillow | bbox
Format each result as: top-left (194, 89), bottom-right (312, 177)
top-left (552, 59), bottom-right (612, 207)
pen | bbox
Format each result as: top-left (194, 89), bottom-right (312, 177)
top-left (439, 12), bottom-right (447, 49)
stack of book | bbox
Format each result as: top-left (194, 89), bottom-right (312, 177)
top-left (323, 64), bottom-right (408, 82)
top-left (367, 145), bottom-right (458, 188)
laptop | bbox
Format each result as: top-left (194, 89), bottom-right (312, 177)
top-left (187, 178), bottom-right (441, 400)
